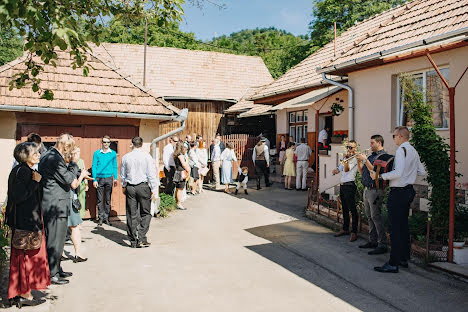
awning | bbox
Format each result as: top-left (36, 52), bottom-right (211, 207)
top-left (270, 86), bottom-right (342, 111)
top-left (237, 104), bottom-right (273, 118)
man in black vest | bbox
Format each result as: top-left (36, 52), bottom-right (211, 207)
top-left (252, 137), bottom-right (271, 190)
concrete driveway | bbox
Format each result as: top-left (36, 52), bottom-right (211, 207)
top-left (2, 184), bottom-right (467, 311)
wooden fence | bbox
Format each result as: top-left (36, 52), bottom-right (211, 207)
top-left (221, 134), bottom-right (258, 177)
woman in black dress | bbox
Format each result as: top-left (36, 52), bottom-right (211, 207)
top-left (173, 141), bottom-right (191, 210)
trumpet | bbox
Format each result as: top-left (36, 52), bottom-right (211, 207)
top-left (339, 148), bottom-right (370, 165)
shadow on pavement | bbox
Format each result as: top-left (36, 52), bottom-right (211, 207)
top-left (244, 220), bottom-right (468, 312)
top-left (91, 221), bottom-right (129, 247)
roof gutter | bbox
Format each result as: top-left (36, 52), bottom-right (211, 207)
top-left (321, 73), bottom-right (354, 140)
top-left (163, 96), bottom-right (237, 103)
top-left (0, 105), bottom-right (178, 120)
top-left (318, 27), bottom-right (468, 74)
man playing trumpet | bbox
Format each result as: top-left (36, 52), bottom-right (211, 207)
top-left (356, 135), bottom-right (388, 255)
top-left (332, 140), bottom-right (359, 242)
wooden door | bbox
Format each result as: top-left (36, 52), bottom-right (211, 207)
top-left (17, 123), bottom-right (138, 217)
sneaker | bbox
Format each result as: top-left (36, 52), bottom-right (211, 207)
top-left (139, 241), bottom-right (151, 247)
top-left (334, 230), bottom-right (350, 237)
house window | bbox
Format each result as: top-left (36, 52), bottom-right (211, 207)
top-left (397, 68), bottom-right (449, 129)
top-left (289, 109), bottom-right (308, 142)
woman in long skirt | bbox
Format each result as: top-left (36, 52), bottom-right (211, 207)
top-left (6, 142), bottom-right (50, 308)
top-left (220, 142), bottom-right (237, 193)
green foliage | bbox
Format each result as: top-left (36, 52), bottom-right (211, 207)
top-left (0, 24), bottom-right (23, 66)
top-left (0, 0), bottom-right (185, 99)
top-left (309, 0), bottom-right (408, 47)
top-left (101, 21), bottom-right (314, 79)
top-left (401, 77), bottom-right (459, 241)
top-left (158, 193), bottom-right (177, 218)
top-left (408, 211), bottom-right (428, 238)
top-left (0, 203), bottom-right (9, 263)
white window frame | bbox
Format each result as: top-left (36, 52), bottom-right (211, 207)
top-left (289, 126), bottom-right (295, 141)
top-left (289, 112), bottom-right (296, 123)
top-left (397, 67), bottom-right (449, 130)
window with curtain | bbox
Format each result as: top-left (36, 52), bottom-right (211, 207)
top-left (288, 109), bottom-right (308, 142)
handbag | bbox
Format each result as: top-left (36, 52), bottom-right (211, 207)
top-left (173, 170), bottom-right (188, 182)
top-left (11, 166), bottom-right (43, 251)
top-left (12, 229), bottom-right (43, 250)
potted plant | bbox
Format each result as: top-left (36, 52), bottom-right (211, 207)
top-left (331, 99), bottom-right (345, 116)
top-left (331, 131), bottom-right (346, 143)
top-left (454, 233), bottom-right (466, 249)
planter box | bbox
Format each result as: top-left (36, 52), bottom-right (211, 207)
top-left (330, 137), bottom-right (343, 144)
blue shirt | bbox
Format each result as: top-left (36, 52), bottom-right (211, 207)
top-left (92, 149), bottom-right (118, 179)
top-left (361, 149), bottom-right (386, 187)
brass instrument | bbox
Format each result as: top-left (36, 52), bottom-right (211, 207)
top-left (339, 148), bottom-right (370, 165)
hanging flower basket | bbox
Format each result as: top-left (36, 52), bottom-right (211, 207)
top-left (331, 101), bottom-right (344, 116)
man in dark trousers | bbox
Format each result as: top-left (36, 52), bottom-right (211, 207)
top-left (39, 134), bottom-right (85, 284)
top-left (120, 136), bottom-right (158, 248)
top-left (372, 126), bottom-right (426, 273)
top-left (92, 135), bottom-right (118, 226)
top-left (163, 136), bottom-right (178, 195)
top-left (252, 137), bottom-right (271, 190)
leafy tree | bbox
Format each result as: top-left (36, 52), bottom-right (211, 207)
top-left (309, 0), bottom-right (408, 47)
top-left (0, 24), bottom-right (23, 66)
top-left (0, 0), bottom-right (185, 99)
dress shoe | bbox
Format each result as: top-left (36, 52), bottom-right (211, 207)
top-left (61, 255), bottom-right (71, 261)
top-left (234, 189), bottom-right (238, 195)
top-left (139, 240), bottom-right (151, 248)
top-left (359, 242), bottom-right (378, 249)
top-left (59, 271), bottom-right (73, 278)
top-left (399, 260), bottom-right (409, 268)
top-left (12, 296), bottom-right (45, 308)
top-left (374, 262), bottom-right (399, 273)
top-left (244, 190), bottom-right (248, 195)
top-left (73, 256), bottom-right (88, 263)
top-left (103, 220), bottom-right (112, 226)
top-left (349, 233), bottom-right (357, 242)
top-left (51, 275), bottom-right (69, 285)
top-left (334, 230), bottom-right (350, 237)
top-left (257, 186), bottom-right (261, 190)
top-left (98, 220), bottom-right (103, 226)
top-left (296, 188), bottom-right (301, 191)
top-left (368, 246), bottom-right (388, 255)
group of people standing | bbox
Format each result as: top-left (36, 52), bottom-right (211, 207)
top-left (5, 133), bottom-right (158, 308)
top-left (278, 135), bottom-right (313, 191)
top-left (331, 126), bottom-right (426, 273)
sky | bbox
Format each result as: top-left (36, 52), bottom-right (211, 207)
top-left (179, 0), bottom-right (313, 41)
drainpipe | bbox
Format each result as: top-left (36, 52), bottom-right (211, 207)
top-left (150, 108), bottom-right (188, 204)
top-left (321, 73), bottom-right (354, 140)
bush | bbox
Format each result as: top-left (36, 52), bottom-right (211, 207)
top-left (158, 193), bottom-right (177, 218)
top-left (0, 202), bottom-right (9, 263)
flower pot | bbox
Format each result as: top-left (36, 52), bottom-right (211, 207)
top-left (454, 241), bottom-right (465, 249)
top-left (330, 137), bottom-right (343, 144)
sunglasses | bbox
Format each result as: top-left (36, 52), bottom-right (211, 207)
top-left (173, 140), bottom-right (179, 143)
top-left (346, 146), bottom-right (354, 149)
top-left (102, 141), bottom-right (111, 144)
top-left (392, 135), bottom-right (399, 139)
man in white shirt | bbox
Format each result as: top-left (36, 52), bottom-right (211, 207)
top-left (332, 140), bottom-right (359, 242)
top-left (295, 138), bottom-right (312, 191)
top-left (252, 137), bottom-right (271, 189)
top-left (211, 138), bottom-right (222, 189)
top-left (318, 127), bottom-right (330, 148)
top-left (372, 126), bottom-right (426, 273)
top-left (163, 136), bottom-right (178, 195)
top-left (121, 136), bottom-right (158, 248)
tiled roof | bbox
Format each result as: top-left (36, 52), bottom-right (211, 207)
top-left (271, 86), bottom-right (342, 111)
top-left (0, 51), bottom-right (178, 116)
top-left (238, 104), bottom-right (273, 118)
top-left (224, 99), bottom-right (255, 113)
top-left (252, 0), bottom-right (468, 100)
top-left (91, 43), bottom-right (273, 101)
top-left (324, 0), bottom-right (468, 69)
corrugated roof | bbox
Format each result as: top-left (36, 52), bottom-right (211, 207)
top-left (238, 104), bottom-right (273, 118)
top-left (0, 51), bottom-right (178, 116)
top-left (91, 43), bottom-right (273, 101)
top-left (252, 0), bottom-right (468, 100)
top-left (271, 86), bottom-right (342, 111)
top-left (325, 0), bottom-right (468, 69)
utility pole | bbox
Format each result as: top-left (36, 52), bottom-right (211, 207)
top-left (143, 17), bottom-right (148, 87)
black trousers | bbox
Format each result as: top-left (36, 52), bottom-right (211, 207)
top-left (255, 160), bottom-right (270, 187)
top-left (97, 177), bottom-right (113, 221)
top-left (125, 183), bottom-right (152, 243)
top-left (387, 186), bottom-right (415, 266)
top-left (164, 166), bottom-right (175, 195)
top-left (44, 216), bottom-right (68, 277)
top-left (340, 183), bottom-right (358, 233)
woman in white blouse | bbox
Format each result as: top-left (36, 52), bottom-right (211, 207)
top-left (220, 142), bottom-right (237, 193)
top-left (196, 140), bottom-right (208, 193)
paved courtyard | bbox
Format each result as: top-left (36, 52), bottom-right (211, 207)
top-left (1, 184), bottom-right (467, 311)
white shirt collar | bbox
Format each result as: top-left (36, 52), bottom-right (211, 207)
top-left (100, 148), bottom-right (112, 154)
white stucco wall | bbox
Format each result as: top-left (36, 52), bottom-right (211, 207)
top-left (349, 46), bottom-right (468, 185)
top-left (139, 119), bottom-right (160, 162)
top-left (0, 112), bottom-right (17, 202)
